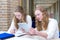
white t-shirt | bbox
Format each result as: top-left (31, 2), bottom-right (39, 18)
top-left (7, 15), bottom-right (32, 34)
top-left (35, 18), bottom-right (59, 39)
top-left (46, 18), bottom-right (59, 39)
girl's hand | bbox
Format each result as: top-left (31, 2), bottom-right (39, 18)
top-left (28, 28), bottom-right (36, 35)
top-left (21, 28), bottom-right (25, 33)
top-left (10, 29), bottom-right (15, 34)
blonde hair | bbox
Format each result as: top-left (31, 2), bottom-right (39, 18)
top-left (14, 6), bottom-right (26, 29)
top-left (35, 6), bottom-right (49, 31)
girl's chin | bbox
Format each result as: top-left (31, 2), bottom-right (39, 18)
top-left (17, 18), bottom-right (21, 20)
top-left (39, 19), bottom-right (42, 21)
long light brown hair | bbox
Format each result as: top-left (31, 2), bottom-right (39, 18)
top-left (35, 6), bottom-right (49, 31)
top-left (14, 6), bottom-right (26, 29)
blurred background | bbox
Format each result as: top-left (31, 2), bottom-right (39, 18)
top-left (0, 0), bottom-right (59, 31)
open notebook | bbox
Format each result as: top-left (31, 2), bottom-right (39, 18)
top-left (15, 30), bottom-right (27, 37)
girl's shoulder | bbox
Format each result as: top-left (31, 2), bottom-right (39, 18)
top-left (49, 18), bottom-right (58, 24)
top-left (26, 15), bottom-right (31, 18)
top-left (49, 18), bottom-right (58, 22)
top-left (26, 15), bottom-right (31, 19)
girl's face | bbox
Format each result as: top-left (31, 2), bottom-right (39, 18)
top-left (14, 12), bottom-right (22, 20)
top-left (34, 10), bottom-right (43, 21)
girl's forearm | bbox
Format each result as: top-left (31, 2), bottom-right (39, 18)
top-left (36, 31), bottom-right (48, 38)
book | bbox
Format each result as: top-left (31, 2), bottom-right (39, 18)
top-left (0, 33), bottom-right (15, 39)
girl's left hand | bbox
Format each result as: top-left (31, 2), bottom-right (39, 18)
top-left (28, 28), bottom-right (36, 35)
top-left (21, 28), bottom-right (25, 33)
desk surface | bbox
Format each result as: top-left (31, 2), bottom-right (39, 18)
top-left (51, 38), bottom-right (60, 40)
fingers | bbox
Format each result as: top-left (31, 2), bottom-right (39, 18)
top-left (21, 28), bottom-right (25, 33)
top-left (29, 28), bottom-right (36, 35)
top-left (10, 29), bottom-right (15, 34)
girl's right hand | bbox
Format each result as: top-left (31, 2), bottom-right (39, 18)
top-left (10, 29), bottom-right (15, 34)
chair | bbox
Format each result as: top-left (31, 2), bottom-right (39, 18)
top-left (32, 17), bottom-right (35, 28)
top-left (59, 32), bottom-right (60, 38)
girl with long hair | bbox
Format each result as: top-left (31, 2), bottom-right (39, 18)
top-left (8, 6), bottom-right (32, 34)
top-left (29, 6), bottom-right (59, 40)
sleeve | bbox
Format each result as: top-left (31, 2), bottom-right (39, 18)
top-left (26, 15), bottom-right (32, 28)
top-left (7, 19), bottom-right (17, 33)
top-left (46, 19), bottom-right (58, 39)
